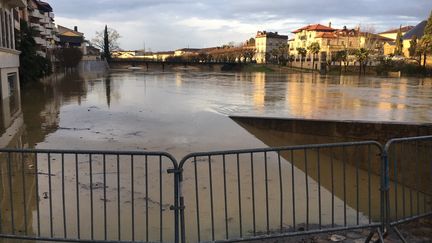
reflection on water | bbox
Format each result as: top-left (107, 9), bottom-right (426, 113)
top-left (0, 71), bottom-right (431, 241)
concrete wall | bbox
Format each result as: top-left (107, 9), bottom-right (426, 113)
top-left (230, 116), bottom-right (432, 146)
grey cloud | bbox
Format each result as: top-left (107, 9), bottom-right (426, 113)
top-left (49, 0), bottom-right (432, 50)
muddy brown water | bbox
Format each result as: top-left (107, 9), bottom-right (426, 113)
top-left (0, 71), bottom-right (431, 242)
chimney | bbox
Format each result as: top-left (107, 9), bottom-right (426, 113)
top-left (74, 26), bottom-right (78, 32)
top-left (329, 22), bottom-right (332, 28)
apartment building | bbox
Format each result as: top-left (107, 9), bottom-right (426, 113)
top-left (0, 0), bottom-right (26, 100)
top-left (255, 31), bottom-right (288, 64)
top-left (21, 0), bottom-right (59, 57)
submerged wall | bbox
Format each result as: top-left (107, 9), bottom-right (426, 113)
top-left (230, 116), bottom-right (432, 146)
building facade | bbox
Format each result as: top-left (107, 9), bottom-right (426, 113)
top-left (290, 23), bottom-right (392, 61)
top-left (0, 0), bottom-right (26, 100)
top-left (255, 31), bottom-right (288, 64)
top-left (20, 0), bottom-right (59, 57)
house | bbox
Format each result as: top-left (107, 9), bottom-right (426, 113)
top-left (379, 26), bottom-right (414, 41)
top-left (58, 25), bottom-right (84, 48)
top-left (379, 26), bottom-right (414, 55)
top-left (402, 21), bottom-right (427, 58)
top-left (290, 23), bottom-right (392, 61)
top-left (0, 0), bottom-right (26, 101)
top-left (255, 31), bottom-right (288, 64)
top-left (290, 24), bottom-right (336, 55)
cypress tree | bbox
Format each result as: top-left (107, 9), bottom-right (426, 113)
top-left (104, 25), bottom-right (111, 62)
top-left (394, 26), bottom-right (403, 55)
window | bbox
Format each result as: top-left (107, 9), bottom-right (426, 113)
top-left (327, 40), bottom-right (331, 45)
top-left (8, 73), bottom-right (17, 97)
top-left (7, 73), bottom-right (18, 113)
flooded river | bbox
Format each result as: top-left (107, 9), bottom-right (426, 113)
top-left (1, 71), bottom-right (432, 242)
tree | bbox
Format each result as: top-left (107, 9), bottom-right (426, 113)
top-left (353, 48), bottom-right (370, 75)
top-left (408, 35), bottom-right (421, 64)
top-left (307, 42), bottom-right (321, 70)
top-left (334, 50), bottom-right (348, 74)
top-left (55, 47), bottom-right (83, 68)
top-left (277, 44), bottom-right (289, 65)
top-left (92, 26), bottom-right (121, 61)
top-left (242, 48), bottom-right (256, 63)
top-left (296, 47), bottom-right (307, 69)
top-left (419, 10), bottom-right (432, 67)
top-left (17, 21), bottom-right (52, 84)
top-left (394, 26), bottom-right (403, 55)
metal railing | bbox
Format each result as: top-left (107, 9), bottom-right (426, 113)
top-left (383, 136), bottom-right (432, 242)
top-left (0, 136), bottom-right (431, 243)
top-left (0, 148), bottom-right (179, 243)
top-left (178, 141), bottom-right (385, 242)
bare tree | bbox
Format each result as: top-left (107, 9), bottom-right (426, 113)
top-left (92, 27), bottom-right (121, 52)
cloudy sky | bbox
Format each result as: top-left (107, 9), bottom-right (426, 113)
top-left (50, 0), bottom-right (431, 51)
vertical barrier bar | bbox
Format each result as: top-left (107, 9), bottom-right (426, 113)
top-left (48, 153), bottom-right (53, 238)
top-left (278, 151), bottom-right (283, 233)
top-left (237, 154), bottom-right (243, 238)
top-left (131, 155), bottom-right (135, 242)
top-left (159, 155), bottom-right (163, 243)
top-left (290, 150), bottom-right (296, 231)
top-left (21, 152), bottom-right (28, 235)
top-left (250, 153), bottom-right (256, 236)
top-left (304, 149), bottom-right (309, 231)
top-left (193, 156), bottom-right (200, 242)
top-left (89, 154), bottom-right (94, 240)
top-left (223, 154), bottom-right (229, 239)
top-left (117, 155), bottom-right (121, 241)
top-left (62, 154), bottom-right (67, 238)
top-left (208, 155), bottom-right (215, 241)
top-left (7, 152), bottom-right (15, 235)
top-left (103, 154), bottom-right (107, 241)
top-left (75, 154), bottom-right (80, 239)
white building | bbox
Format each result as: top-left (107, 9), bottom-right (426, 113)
top-left (255, 31), bottom-right (288, 64)
top-left (0, 0), bottom-right (26, 100)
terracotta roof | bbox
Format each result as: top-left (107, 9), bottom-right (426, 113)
top-left (292, 24), bottom-right (335, 33)
top-left (379, 26), bottom-right (415, 34)
top-left (316, 32), bottom-right (338, 38)
top-left (57, 25), bottom-right (84, 36)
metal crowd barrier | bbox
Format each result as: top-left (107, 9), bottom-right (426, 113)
top-left (177, 141), bottom-right (385, 242)
top-left (383, 136), bottom-right (432, 242)
top-left (0, 148), bottom-right (179, 243)
top-left (0, 136), bottom-right (431, 243)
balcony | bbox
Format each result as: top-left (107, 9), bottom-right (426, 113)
top-left (30, 23), bottom-right (44, 32)
top-left (31, 11), bottom-right (44, 19)
top-left (41, 29), bottom-right (50, 36)
top-left (4, 0), bottom-right (26, 8)
top-left (34, 37), bottom-right (47, 46)
top-left (48, 12), bottom-right (55, 18)
top-left (45, 22), bottom-right (54, 29)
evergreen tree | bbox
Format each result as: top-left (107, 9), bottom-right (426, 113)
top-left (394, 26), bottom-right (403, 55)
top-left (104, 25), bottom-right (111, 62)
top-left (17, 21), bottom-right (52, 84)
top-left (425, 10), bottom-right (432, 36)
top-left (419, 11), bottom-right (432, 67)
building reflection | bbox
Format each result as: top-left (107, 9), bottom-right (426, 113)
top-left (0, 71), bottom-right (88, 238)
